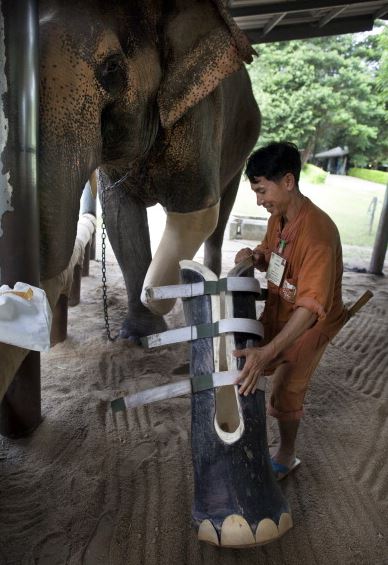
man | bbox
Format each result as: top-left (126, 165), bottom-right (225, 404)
top-left (234, 141), bottom-right (347, 479)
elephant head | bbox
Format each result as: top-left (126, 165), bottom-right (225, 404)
top-left (39, 0), bottom-right (163, 278)
top-left (38, 0), bottom-right (259, 337)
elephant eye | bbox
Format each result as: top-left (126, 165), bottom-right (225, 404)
top-left (96, 53), bottom-right (127, 95)
top-left (106, 59), bottom-right (119, 73)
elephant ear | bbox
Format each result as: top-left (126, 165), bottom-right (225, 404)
top-left (210, 0), bottom-right (256, 63)
top-left (158, 1), bottom-right (257, 129)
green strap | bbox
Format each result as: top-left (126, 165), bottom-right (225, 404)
top-left (111, 397), bottom-right (126, 413)
top-left (203, 280), bottom-right (219, 294)
top-left (191, 373), bottom-right (214, 393)
top-left (195, 321), bottom-right (219, 338)
top-left (202, 278), bottom-right (260, 295)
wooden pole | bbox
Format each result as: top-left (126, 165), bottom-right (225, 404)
top-left (69, 264), bottom-right (82, 306)
top-left (50, 295), bottom-right (68, 346)
top-left (369, 183), bottom-right (388, 275)
top-left (0, 0), bottom-right (41, 437)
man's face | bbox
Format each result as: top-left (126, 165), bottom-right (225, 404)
top-left (250, 174), bottom-right (292, 217)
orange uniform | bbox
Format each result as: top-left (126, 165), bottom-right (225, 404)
top-left (257, 197), bottom-right (347, 420)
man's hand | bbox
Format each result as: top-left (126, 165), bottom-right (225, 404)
top-left (235, 246), bottom-right (266, 270)
top-left (234, 247), bottom-right (253, 264)
top-left (233, 307), bottom-right (318, 396)
top-left (233, 344), bottom-right (276, 396)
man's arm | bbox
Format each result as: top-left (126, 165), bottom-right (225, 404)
top-left (271, 306), bottom-right (317, 357)
top-left (234, 306), bottom-right (317, 395)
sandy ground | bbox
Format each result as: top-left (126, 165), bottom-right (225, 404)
top-left (1, 197), bottom-right (388, 565)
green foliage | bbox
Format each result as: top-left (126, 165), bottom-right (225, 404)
top-left (376, 23), bottom-right (388, 100)
top-left (248, 25), bottom-right (388, 167)
top-left (301, 164), bottom-right (328, 184)
top-left (348, 167), bottom-right (388, 185)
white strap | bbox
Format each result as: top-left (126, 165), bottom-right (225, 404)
top-left (144, 282), bottom-right (204, 301)
top-left (219, 318), bottom-right (262, 335)
top-left (143, 277), bottom-right (260, 301)
top-left (142, 318), bottom-right (264, 348)
top-left (142, 326), bottom-right (192, 348)
top-left (212, 370), bottom-right (240, 387)
top-left (226, 278), bottom-right (260, 293)
top-left (111, 371), bottom-right (266, 411)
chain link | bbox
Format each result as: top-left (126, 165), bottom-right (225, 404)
top-left (99, 170), bottom-right (131, 342)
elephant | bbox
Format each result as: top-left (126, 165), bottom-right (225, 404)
top-left (37, 0), bottom-right (260, 343)
top-left (3, 0), bottom-right (259, 353)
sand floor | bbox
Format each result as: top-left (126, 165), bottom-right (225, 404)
top-left (1, 221), bottom-right (388, 565)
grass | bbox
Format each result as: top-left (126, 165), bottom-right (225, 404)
top-left (232, 175), bottom-right (386, 247)
top-left (301, 163), bottom-right (328, 184)
top-left (348, 167), bottom-right (388, 185)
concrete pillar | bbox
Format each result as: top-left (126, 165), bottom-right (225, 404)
top-left (0, 0), bottom-right (41, 437)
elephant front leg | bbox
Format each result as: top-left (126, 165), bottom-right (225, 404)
top-left (204, 169), bottom-right (242, 277)
top-left (99, 182), bottom-right (167, 343)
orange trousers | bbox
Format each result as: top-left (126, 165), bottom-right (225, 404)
top-left (265, 327), bottom-right (329, 421)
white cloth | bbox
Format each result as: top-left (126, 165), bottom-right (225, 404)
top-left (0, 282), bottom-right (52, 352)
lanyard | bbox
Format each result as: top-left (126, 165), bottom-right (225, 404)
top-left (278, 238), bottom-right (287, 255)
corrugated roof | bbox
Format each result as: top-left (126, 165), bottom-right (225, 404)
top-left (228, 1), bottom-right (388, 43)
top-left (315, 146), bottom-right (349, 157)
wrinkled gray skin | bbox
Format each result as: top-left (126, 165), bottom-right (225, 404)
top-left (39, 0), bottom-right (260, 342)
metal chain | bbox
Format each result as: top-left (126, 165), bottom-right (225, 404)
top-left (99, 170), bottom-right (131, 342)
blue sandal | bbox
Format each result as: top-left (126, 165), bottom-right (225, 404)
top-left (271, 457), bottom-right (301, 481)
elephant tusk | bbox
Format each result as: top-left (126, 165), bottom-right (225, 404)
top-left (141, 201), bottom-right (220, 315)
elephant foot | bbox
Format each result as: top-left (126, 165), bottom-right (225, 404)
top-left (119, 311), bottom-right (167, 344)
top-left (198, 512), bottom-right (293, 548)
top-left (190, 388), bottom-right (293, 549)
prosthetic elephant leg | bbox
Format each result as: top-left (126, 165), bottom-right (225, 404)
top-left (181, 260), bottom-right (292, 548)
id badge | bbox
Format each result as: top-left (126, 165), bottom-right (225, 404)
top-left (266, 252), bottom-right (286, 287)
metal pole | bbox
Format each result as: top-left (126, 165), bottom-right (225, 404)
top-left (0, 0), bottom-right (41, 437)
top-left (369, 183), bottom-right (388, 275)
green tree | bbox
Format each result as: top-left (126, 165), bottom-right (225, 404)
top-left (248, 25), bottom-right (388, 166)
top-left (375, 24), bottom-right (388, 116)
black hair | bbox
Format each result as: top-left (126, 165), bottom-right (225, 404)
top-left (245, 141), bottom-right (301, 184)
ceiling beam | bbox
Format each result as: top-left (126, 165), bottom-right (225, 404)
top-left (230, 0), bottom-right (376, 18)
top-left (244, 14), bottom-right (374, 43)
top-left (262, 12), bottom-right (287, 35)
top-left (375, 5), bottom-right (388, 18)
top-left (318, 5), bottom-right (348, 27)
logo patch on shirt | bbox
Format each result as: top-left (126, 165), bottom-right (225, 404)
top-left (279, 278), bottom-right (297, 303)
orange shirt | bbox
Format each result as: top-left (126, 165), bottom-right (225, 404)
top-left (257, 197), bottom-right (348, 342)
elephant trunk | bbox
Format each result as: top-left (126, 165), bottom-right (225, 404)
top-left (141, 201), bottom-right (220, 315)
top-left (39, 147), bottom-right (99, 280)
